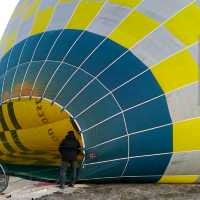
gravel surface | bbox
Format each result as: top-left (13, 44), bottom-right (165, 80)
top-left (36, 184), bottom-right (200, 200)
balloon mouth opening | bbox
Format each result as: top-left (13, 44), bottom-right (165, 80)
top-left (0, 97), bottom-right (84, 166)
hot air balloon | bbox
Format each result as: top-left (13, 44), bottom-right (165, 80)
top-left (0, 0), bottom-right (199, 184)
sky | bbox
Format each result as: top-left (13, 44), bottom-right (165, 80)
top-left (0, 0), bottom-right (19, 39)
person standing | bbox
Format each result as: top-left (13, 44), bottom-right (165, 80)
top-left (58, 130), bottom-right (81, 188)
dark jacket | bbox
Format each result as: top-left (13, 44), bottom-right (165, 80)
top-left (59, 134), bottom-right (80, 162)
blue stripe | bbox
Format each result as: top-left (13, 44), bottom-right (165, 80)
top-left (80, 160), bottom-right (127, 179)
top-left (12, 63), bottom-right (29, 95)
top-left (99, 51), bottom-right (147, 90)
top-left (20, 61), bottom-right (44, 95)
top-left (81, 38), bottom-right (127, 76)
top-left (8, 40), bottom-right (26, 70)
top-left (48, 29), bottom-right (82, 61)
top-left (3, 69), bottom-right (15, 97)
top-left (20, 33), bottom-right (43, 64)
top-left (85, 137), bottom-right (128, 164)
top-left (0, 51), bottom-right (11, 75)
top-left (113, 70), bottom-right (163, 110)
top-left (32, 61), bottom-right (59, 96)
top-left (67, 79), bottom-right (108, 116)
top-left (83, 114), bottom-right (126, 147)
top-left (65, 31), bottom-right (104, 66)
top-left (75, 95), bottom-right (120, 130)
top-left (44, 63), bottom-right (76, 100)
top-left (129, 126), bottom-right (172, 157)
top-left (124, 96), bottom-right (172, 133)
top-left (55, 69), bottom-right (93, 106)
top-left (124, 154), bottom-right (172, 180)
top-left (33, 30), bottom-right (61, 61)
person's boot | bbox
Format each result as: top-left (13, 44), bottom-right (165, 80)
top-left (68, 183), bottom-right (74, 187)
top-left (59, 184), bottom-right (65, 189)
top-left (56, 178), bottom-right (60, 184)
top-left (59, 181), bottom-right (65, 189)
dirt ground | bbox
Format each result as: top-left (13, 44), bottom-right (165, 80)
top-left (36, 183), bottom-right (200, 200)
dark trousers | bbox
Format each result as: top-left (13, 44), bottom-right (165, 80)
top-left (59, 161), bottom-right (77, 186)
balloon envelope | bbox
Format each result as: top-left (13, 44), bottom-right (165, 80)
top-left (0, 0), bottom-right (199, 183)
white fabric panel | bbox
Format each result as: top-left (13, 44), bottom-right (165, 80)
top-left (196, 0), bottom-right (200, 6)
top-left (137, 0), bottom-right (193, 22)
top-left (164, 151), bottom-right (200, 175)
top-left (189, 43), bottom-right (198, 64)
top-left (15, 0), bottom-right (35, 44)
top-left (5, 15), bottom-right (22, 37)
top-left (88, 2), bottom-right (131, 37)
top-left (47, 0), bottom-right (79, 31)
top-left (131, 27), bottom-right (184, 67)
top-left (15, 16), bottom-right (35, 44)
top-left (166, 82), bottom-right (200, 122)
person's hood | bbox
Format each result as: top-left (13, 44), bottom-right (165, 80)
top-left (65, 133), bottom-right (75, 140)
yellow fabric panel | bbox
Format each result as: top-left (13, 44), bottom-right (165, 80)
top-left (13, 99), bottom-right (67, 129)
top-left (13, 100), bottom-right (47, 129)
top-left (22, 0), bottom-right (41, 21)
top-left (66, 0), bottom-right (106, 30)
top-left (18, 118), bottom-right (82, 152)
top-left (2, 152), bottom-right (51, 166)
top-left (38, 100), bottom-right (68, 123)
top-left (109, 11), bottom-right (159, 48)
top-left (31, 6), bottom-right (54, 35)
top-left (0, 123), bottom-right (3, 132)
top-left (18, 119), bottom-right (71, 152)
top-left (0, 143), bottom-right (9, 154)
top-left (173, 118), bottom-right (200, 152)
top-left (0, 134), bottom-right (10, 154)
top-left (3, 32), bottom-right (17, 54)
top-left (165, 3), bottom-right (200, 45)
top-left (159, 175), bottom-right (198, 183)
top-left (2, 104), bottom-right (15, 130)
top-left (108, 0), bottom-right (141, 8)
top-left (5, 131), bottom-right (22, 152)
top-left (151, 50), bottom-right (198, 93)
top-left (1, 155), bottom-right (35, 166)
top-left (59, 0), bottom-right (76, 3)
top-left (0, 98), bottom-right (84, 166)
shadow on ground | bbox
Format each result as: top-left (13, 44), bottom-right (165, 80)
top-left (36, 184), bottom-right (200, 200)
